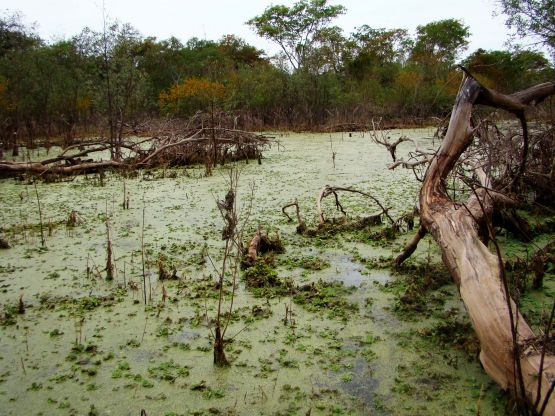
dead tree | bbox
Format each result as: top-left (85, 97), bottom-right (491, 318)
top-left (282, 199), bottom-right (307, 233)
top-left (395, 73), bottom-right (555, 413)
top-left (316, 185), bottom-right (394, 225)
top-left (212, 170), bottom-right (255, 366)
top-left (0, 119), bottom-right (273, 177)
top-left (370, 125), bottom-right (411, 162)
top-left (213, 176), bottom-right (239, 367)
top-left (371, 118), bottom-right (434, 172)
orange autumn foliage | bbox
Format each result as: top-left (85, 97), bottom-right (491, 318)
top-left (159, 77), bottom-right (226, 115)
top-left (0, 77), bottom-right (15, 112)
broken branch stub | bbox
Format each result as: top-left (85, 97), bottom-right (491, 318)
top-left (242, 227), bottom-right (284, 268)
top-left (282, 199), bottom-right (307, 234)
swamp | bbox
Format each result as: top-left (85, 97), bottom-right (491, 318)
top-left (1, 0), bottom-right (555, 414)
top-left (0, 128), bottom-right (553, 415)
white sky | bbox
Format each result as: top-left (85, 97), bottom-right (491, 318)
top-left (2, 0), bottom-right (520, 58)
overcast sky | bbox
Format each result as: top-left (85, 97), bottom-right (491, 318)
top-left (2, 0), bottom-right (519, 57)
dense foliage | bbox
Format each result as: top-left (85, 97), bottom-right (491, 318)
top-left (0, 0), bottom-right (553, 147)
top-left (497, 0), bottom-right (555, 53)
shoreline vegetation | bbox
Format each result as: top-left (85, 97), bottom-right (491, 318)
top-left (0, 1), bottom-right (553, 150)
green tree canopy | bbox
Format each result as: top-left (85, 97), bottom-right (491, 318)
top-left (497, 0), bottom-right (555, 55)
top-left (0, 12), bottom-right (41, 57)
top-left (303, 25), bottom-right (347, 74)
top-left (351, 26), bottom-right (411, 64)
top-left (246, 0), bottom-right (346, 71)
top-left (346, 26), bottom-right (411, 81)
top-left (412, 19), bottom-right (470, 65)
top-left (465, 48), bottom-right (554, 91)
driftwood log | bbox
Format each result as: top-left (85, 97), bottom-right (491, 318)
top-left (397, 74), bottom-right (555, 413)
top-left (242, 227), bottom-right (284, 268)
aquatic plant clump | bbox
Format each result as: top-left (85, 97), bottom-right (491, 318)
top-left (293, 280), bottom-right (358, 320)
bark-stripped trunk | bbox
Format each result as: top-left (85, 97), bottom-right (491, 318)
top-left (417, 75), bottom-right (555, 413)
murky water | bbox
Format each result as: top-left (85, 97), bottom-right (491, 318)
top-left (0, 131), bottom-right (510, 415)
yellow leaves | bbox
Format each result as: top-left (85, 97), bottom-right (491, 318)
top-left (159, 77), bottom-right (226, 107)
top-left (396, 69), bottom-right (421, 91)
top-left (472, 74), bottom-right (496, 90)
top-left (0, 77), bottom-right (15, 112)
top-left (76, 95), bottom-right (91, 111)
top-left (436, 70), bottom-right (463, 96)
top-left (159, 77), bottom-right (228, 116)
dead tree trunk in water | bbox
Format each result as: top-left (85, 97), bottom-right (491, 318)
top-left (398, 74), bottom-right (555, 413)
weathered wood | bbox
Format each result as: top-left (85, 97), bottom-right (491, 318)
top-left (245, 228), bottom-right (263, 265)
top-left (394, 224), bottom-right (427, 265)
top-left (371, 133), bottom-right (411, 162)
top-left (0, 160), bottom-right (123, 175)
top-left (282, 199), bottom-right (307, 233)
top-left (316, 185), bottom-right (394, 225)
top-left (0, 124), bottom-right (273, 177)
top-left (282, 199), bottom-right (301, 223)
top-left (418, 75), bottom-right (555, 413)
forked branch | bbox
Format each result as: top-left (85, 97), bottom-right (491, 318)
top-left (316, 185), bottom-right (394, 225)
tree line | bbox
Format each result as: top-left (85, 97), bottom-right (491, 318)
top-left (0, 0), bottom-right (553, 150)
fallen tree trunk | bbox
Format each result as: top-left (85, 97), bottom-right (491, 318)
top-left (412, 74), bottom-right (555, 413)
top-left (0, 159), bottom-right (124, 175)
top-left (0, 124), bottom-right (273, 177)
